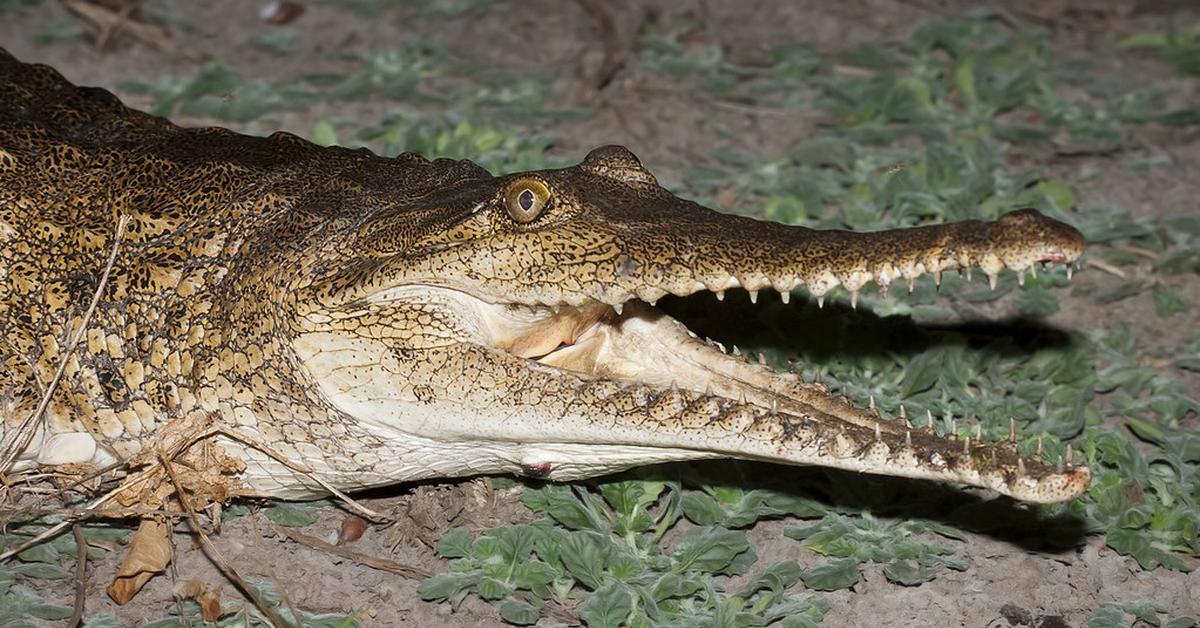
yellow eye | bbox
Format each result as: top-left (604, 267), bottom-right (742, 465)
top-left (504, 178), bottom-right (551, 224)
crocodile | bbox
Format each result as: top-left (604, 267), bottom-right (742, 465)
top-left (0, 48), bottom-right (1090, 505)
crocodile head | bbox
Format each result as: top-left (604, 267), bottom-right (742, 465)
top-left (289, 144), bottom-right (1090, 503)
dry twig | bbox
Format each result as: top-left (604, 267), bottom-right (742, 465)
top-left (69, 523), bottom-right (87, 627)
top-left (269, 522), bottom-right (432, 579)
top-left (158, 446), bottom-right (286, 628)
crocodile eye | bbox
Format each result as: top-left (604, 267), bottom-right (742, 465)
top-left (504, 178), bottom-right (551, 224)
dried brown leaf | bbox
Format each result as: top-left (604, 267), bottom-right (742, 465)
top-left (106, 518), bottom-right (171, 604)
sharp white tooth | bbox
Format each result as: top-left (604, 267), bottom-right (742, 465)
top-left (975, 424), bottom-right (982, 440)
top-left (905, 430), bottom-right (912, 448)
top-left (613, 302), bottom-right (624, 316)
top-left (868, 396), bottom-right (875, 410)
top-left (732, 345), bottom-right (741, 356)
top-left (963, 436), bottom-right (970, 454)
top-left (850, 290), bottom-right (859, 309)
top-left (780, 291), bottom-right (790, 304)
top-left (1009, 417), bottom-right (1016, 443)
top-left (1066, 266), bottom-right (1073, 280)
top-left (934, 270), bottom-right (942, 287)
top-left (706, 384), bottom-right (713, 396)
top-left (965, 266), bottom-right (973, 281)
top-left (874, 422), bottom-right (881, 441)
top-left (1029, 263), bottom-right (1037, 278)
top-left (770, 399), bottom-right (778, 415)
top-left (748, 290), bottom-right (759, 304)
top-left (1017, 457), bottom-right (1026, 476)
top-left (987, 273), bottom-right (998, 290)
top-left (1036, 437), bottom-right (1043, 458)
top-left (649, 299), bottom-right (658, 307)
top-left (907, 278), bottom-right (915, 293)
top-left (926, 409), bottom-right (934, 428)
top-left (1017, 270), bottom-right (1026, 286)
top-left (716, 290), bottom-right (725, 301)
top-left (816, 295), bottom-right (825, 308)
top-left (1065, 443), bottom-right (1073, 465)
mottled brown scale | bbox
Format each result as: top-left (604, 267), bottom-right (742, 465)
top-left (0, 49), bottom-right (1089, 502)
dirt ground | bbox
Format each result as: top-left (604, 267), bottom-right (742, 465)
top-left (2, 0), bottom-right (1199, 626)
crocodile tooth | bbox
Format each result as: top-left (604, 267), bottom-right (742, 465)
top-left (988, 272), bottom-right (998, 290)
top-left (874, 422), bottom-right (881, 442)
top-left (905, 430), bottom-right (912, 448)
top-left (757, 353), bottom-right (767, 366)
top-left (1065, 443), bottom-right (1073, 465)
top-left (715, 290), bottom-right (725, 301)
top-left (748, 290), bottom-right (758, 304)
top-left (934, 270), bottom-right (942, 287)
top-left (613, 302), bottom-right (624, 316)
top-left (907, 277), bottom-right (915, 293)
top-left (1029, 263), bottom-right (1037, 278)
top-left (1036, 437), bottom-right (1043, 458)
top-left (1008, 417), bottom-right (1016, 443)
top-left (1017, 457), bottom-right (1027, 476)
top-left (975, 423), bottom-right (982, 440)
top-left (1066, 265), bottom-right (1073, 280)
top-left (966, 266), bottom-right (973, 281)
top-left (780, 290), bottom-right (790, 304)
top-left (926, 409), bottom-right (934, 429)
top-left (950, 418), bottom-right (957, 439)
top-left (962, 436), bottom-right (970, 454)
top-left (816, 295), bottom-right (825, 308)
top-left (849, 289), bottom-right (859, 309)
top-left (732, 345), bottom-right (741, 356)
top-left (1017, 269), bottom-right (1026, 287)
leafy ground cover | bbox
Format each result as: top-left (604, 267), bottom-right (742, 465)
top-left (0, 0), bottom-right (1198, 626)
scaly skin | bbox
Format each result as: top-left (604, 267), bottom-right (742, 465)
top-left (0, 49), bottom-right (1089, 503)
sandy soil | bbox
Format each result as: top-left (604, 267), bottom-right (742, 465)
top-left (1, 0), bottom-right (1199, 626)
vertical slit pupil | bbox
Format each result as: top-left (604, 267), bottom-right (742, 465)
top-left (518, 189), bottom-right (535, 211)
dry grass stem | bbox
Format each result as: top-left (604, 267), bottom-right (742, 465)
top-left (157, 447), bottom-right (286, 628)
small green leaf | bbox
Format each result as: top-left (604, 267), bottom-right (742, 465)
top-left (899, 352), bottom-right (942, 397)
top-left (670, 526), bottom-right (752, 574)
top-left (558, 531), bottom-right (608, 590)
top-left (1153, 283), bottom-right (1188, 319)
top-left (497, 597), bottom-right (541, 625)
top-left (1088, 603), bottom-right (1128, 628)
top-left (263, 501), bottom-right (321, 528)
top-left (1013, 285), bottom-right (1060, 318)
top-left (310, 118), bottom-right (339, 147)
top-left (578, 582), bottom-right (632, 628)
top-left (27, 602), bottom-right (74, 621)
top-left (680, 492), bottom-right (725, 526)
top-left (435, 527), bottom-right (474, 558)
top-left (11, 563), bottom-right (69, 580)
top-left (800, 557), bottom-right (860, 591)
top-left (740, 561), bottom-right (803, 596)
top-left (882, 559), bottom-right (935, 585)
